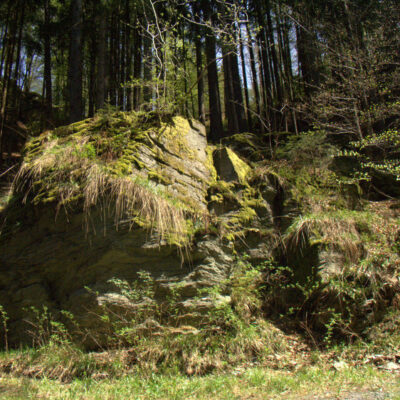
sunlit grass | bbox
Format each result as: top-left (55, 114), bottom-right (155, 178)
top-left (0, 364), bottom-right (399, 400)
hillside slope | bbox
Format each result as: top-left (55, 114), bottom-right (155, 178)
top-left (0, 111), bottom-right (400, 357)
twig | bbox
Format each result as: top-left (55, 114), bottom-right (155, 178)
top-left (0, 164), bottom-right (16, 179)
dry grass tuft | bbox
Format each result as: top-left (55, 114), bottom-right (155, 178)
top-left (284, 213), bottom-right (362, 264)
top-left (82, 163), bottom-right (188, 241)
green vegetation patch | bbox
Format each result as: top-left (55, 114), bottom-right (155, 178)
top-left (209, 166), bottom-right (275, 246)
top-left (0, 351), bottom-right (398, 400)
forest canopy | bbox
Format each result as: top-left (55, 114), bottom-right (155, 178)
top-left (0, 0), bottom-right (399, 162)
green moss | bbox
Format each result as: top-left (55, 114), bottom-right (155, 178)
top-left (206, 145), bottom-right (218, 182)
top-left (207, 150), bottom-right (279, 247)
top-left (158, 116), bottom-right (195, 159)
top-left (159, 153), bottom-right (189, 177)
top-left (210, 193), bottom-right (224, 204)
top-left (209, 180), bottom-right (236, 197)
top-left (147, 170), bottom-right (173, 186)
top-left (223, 148), bottom-right (251, 184)
top-left (174, 194), bottom-right (199, 212)
top-left (210, 181), bottom-right (265, 244)
top-left (231, 207), bottom-right (257, 224)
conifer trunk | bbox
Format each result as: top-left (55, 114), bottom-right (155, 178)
top-left (44, 0), bottom-right (53, 123)
top-left (68, 0), bottom-right (83, 123)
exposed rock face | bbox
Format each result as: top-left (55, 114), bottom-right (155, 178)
top-left (213, 147), bottom-right (250, 184)
top-left (0, 112), bottom-right (277, 346)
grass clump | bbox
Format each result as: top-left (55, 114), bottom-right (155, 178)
top-left (283, 210), bottom-right (365, 264)
top-left (267, 202), bottom-right (400, 343)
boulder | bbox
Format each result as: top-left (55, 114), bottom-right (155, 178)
top-left (0, 112), bottom-right (277, 347)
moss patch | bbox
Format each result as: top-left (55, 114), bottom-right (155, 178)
top-left (208, 150), bottom-right (276, 247)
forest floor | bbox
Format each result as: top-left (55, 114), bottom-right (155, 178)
top-left (0, 363), bottom-right (399, 399)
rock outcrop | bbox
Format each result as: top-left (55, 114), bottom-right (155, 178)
top-left (0, 111), bottom-right (278, 346)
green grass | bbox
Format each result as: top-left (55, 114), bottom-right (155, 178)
top-left (0, 364), bottom-right (399, 399)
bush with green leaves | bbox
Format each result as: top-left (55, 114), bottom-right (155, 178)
top-left (339, 129), bottom-right (400, 182)
top-left (275, 129), bottom-right (335, 166)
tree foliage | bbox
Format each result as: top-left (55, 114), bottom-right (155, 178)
top-left (0, 0), bottom-right (399, 164)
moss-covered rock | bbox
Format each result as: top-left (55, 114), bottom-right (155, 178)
top-left (212, 147), bottom-right (251, 184)
top-left (0, 112), bottom-right (281, 348)
top-left (10, 111), bottom-right (215, 244)
top-left (0, 112), bottom-right (239, 346)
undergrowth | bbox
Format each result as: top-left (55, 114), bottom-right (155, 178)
top-left (1, 121), bottom-right (400, 388)
top-left (0, 259), bottom-right (302, 381)
top-left (255, 129), bottom-right (400, 345)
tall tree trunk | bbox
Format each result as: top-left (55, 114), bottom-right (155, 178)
top-left (195, 40), bottom-right (205, 124)
top-left (218, 2), bottom-right (246, 135)
top-left (68, 0), bottom-right (83, 123)
top-left (125, 0), bottom-right (132, 111)
top-left (109, 12), bottom-right (116, 106)
top-left (132, 23), bottom-right (142, 110)
top-left (239, 26), bottom-right (251, 130)
top-left (246, 24), bottom-right (261, 124)
top-left (265, 0), bottom-right (283, 104)
top-left (281, 9), bottom-right (294, 96)
top-left (180, 27), bottom-right (189, 117)
top-left (88, 34), bottom-right (96, 117)
top-left (116, 5), bottom-right (123, 109)
top-left (0, 3), bottom-right (17, 162)
top-left (205, 29), bottom-right (223, 140)
top-left (202, 0), bottom-right (223, 140)
top-left (193, 2), bottom-right (205, 123)
top-left (230, 50), bottom-right (247, 133)
top-left (295, 2), bottom-right (321, 97)
top-left (254, 1), bottom-right (274, 130)
top-left (0, 0), bottom-right (12, 81)
top-left (23, 54), bottom-right (33, 93)
top-left (11, 3), bottom-right (24, 109)
top-left (223, 48), bottom-right (236, 133)
top-left (279, 7), bottom-right (298, 133)
top-left (142, 34), bottom-right (152, 107)
top-left (44, 0), bottom-right (53, 123)
top-left (256, 38), bottom-right (270, 132)
top-left (95, 2), bottom-right (107, 110)
top-left (254, 0), bottom-right (274, 120)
